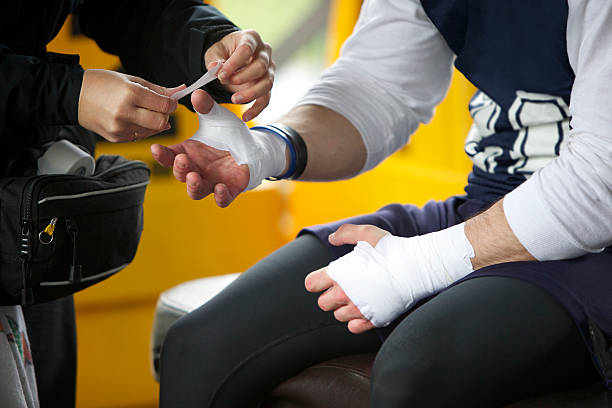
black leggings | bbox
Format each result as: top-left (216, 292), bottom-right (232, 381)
top-left (159, 234), bottom-right (599, 408)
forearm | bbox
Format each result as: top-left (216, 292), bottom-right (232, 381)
top-left (278, 104), bottom-right (366, 181)
top-left (278, 0), bottom-right (453, 180)
top-left (465, 200), bottom-right (535, 270)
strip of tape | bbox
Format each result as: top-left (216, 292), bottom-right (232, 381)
top-left (171, 62), bottom-right (223, 100)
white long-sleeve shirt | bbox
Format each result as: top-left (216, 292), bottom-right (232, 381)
top-left (297, 0), bottom-right (612, 261)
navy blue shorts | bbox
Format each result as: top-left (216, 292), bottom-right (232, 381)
top-left (302, 196), bottom-right (612, 386)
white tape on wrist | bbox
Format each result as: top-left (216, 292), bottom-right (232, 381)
top-left (326, 223), bottom-right (475, 327)
top-left (189, 103), bottom-right (286, 191)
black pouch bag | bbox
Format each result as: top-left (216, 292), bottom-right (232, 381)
top-left (0, 155), bottom-right (150, 305)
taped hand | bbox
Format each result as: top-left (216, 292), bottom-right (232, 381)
top-left (151, 90), bottom-right (286, 207)
top-left (306, 223), bottom-right (475, 331)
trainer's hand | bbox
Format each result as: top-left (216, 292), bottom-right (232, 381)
top-left (305, 224), bottom-right (389, 334)
top-left (205, 29), bottom-right (274, 122)
top-left (78, 69), bottom-right (184, 143)
top-left (150, 90), bottom-right (249, 207)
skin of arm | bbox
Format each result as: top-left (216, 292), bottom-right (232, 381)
top-left (465, 199), bottom-right (536, 270)
top-left (278, 104), bottom-right (367, 181)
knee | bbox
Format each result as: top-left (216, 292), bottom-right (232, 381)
top-left (370, 348), bottom-right (440, 408)
top-left (160, 315), bottom-right (199, 374)
top-left (159, 307), bottom-right (224, 380)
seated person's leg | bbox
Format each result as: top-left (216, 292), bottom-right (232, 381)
top-left (159, 234), bottom-right (381, 408)
top-left (370, 276), bottom-right (599, 408)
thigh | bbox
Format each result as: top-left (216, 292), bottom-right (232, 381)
top-left (22, 295), bottom-right (77, 408)
top-left (370, 276), bottom-right (599, 408)
top-left (160, 234), bottom-right (381, 408)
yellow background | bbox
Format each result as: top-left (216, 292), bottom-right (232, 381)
top-left (47, 1), bottom-right (474, 406)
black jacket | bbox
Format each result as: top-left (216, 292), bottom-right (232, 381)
top-left (0, 0), bottom-right (237, 175)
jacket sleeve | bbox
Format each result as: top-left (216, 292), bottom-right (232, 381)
top-left (76, 0), bottom-right (239, 106)
top-left (0, 45), bottom-right (84, 136)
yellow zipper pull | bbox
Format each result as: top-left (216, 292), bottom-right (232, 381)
top-left (39, 218), bottom-right (58, 245)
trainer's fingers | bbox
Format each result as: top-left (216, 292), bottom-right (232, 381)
top-left (242, 93), bottom-right (270, 122)
top-left (116, 126), bottom-right (156, 143)
top-left (347, 319), bottom-right (375, 334)
top-left (132, 85), bottom-right (178, 114)
top-left (165, 84), bottom-right (187, 98)
top-left (151, 144), bottom-right (178, 167)
top-left (227, 50), bottom-right (270, 86)
top-left (218, 33), bottom-right (260, 81)
top-left (131, 108), bottom-right (170, 132)
top-left (231, 74), bottom-right (273, 105)
top-left (128, 76), bottom-right (173, 97)
top-left (173, 153), bottom-right (196, 183)
top-left (186, 172), bottom-right (213, 200)
top-left (305, 268), bottom-right (334, 293)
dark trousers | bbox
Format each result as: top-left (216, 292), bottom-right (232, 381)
top-left (159, 234), bottom-right (600, 408)
top-left (23, 295), bottom-right (77, 408)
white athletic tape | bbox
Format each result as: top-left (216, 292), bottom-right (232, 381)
top-left (37, 139), bottom-right (95, 176)
top-left (326, 223), bottom-right (474, 327)
top-left (189, 103), bottom-right (286, 191)
top-left (171, 63), bottom-right (223, 101)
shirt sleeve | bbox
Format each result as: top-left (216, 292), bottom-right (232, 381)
top-left (0, 45), bottom-right (84, 135)
top-left (296, 0), bottom-right (455, 172)
top-left (76, 0), bottom-right (238, 105)
top-left (503, 0), bottom-right (612, 260)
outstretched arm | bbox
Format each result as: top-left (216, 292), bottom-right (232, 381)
top-left (153, 0), bottom-right (454, 204)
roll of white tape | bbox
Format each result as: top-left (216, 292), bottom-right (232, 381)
top-left (36, 139), bottom-right (95, 176)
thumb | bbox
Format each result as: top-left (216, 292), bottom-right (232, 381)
top-left (191, 89), bottom-right (215, 114)
top-left (164, 84), bottom-right (187, 98)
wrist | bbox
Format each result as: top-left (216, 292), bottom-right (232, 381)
top-left (250, 124), bottom-right (307, 180)
top-left (250, 129), bottom-right (288, 180)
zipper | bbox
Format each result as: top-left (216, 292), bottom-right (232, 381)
top-left (19, 175), bottom-right (58, 305)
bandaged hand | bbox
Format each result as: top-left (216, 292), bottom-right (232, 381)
top-left (305, 223), bottom-right (475, 332)
top-left (206, 29), bottom-right (275, 121)
top-left (151, 90), bottom-right (287, 206)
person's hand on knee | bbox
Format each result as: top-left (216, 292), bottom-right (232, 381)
top-left (305, 224), bottom-right (389, 334)
top-left (306, 223), bottom-right (475, 330)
